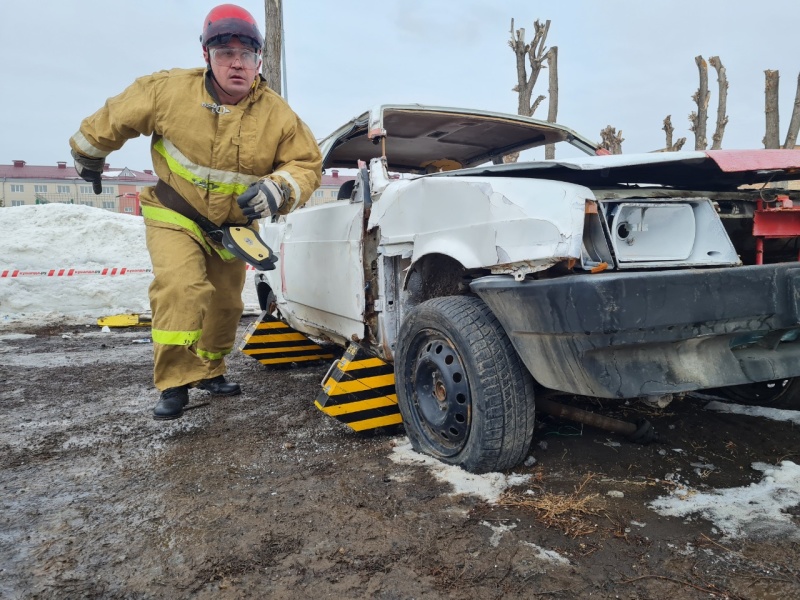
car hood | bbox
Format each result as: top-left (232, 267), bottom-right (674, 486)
top-left (432, 149), bottom-right (800, 190)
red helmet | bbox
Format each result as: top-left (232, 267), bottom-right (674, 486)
top-left (201, 4), bottom-right (264, 50)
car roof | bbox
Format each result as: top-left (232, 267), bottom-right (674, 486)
top-left (319, 104), bottom-right (599, 173)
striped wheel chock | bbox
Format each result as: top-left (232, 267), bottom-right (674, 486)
top-left (239, 311), bottom-right (335, 365)
top-left (315, 342), bottom-right (402, 432)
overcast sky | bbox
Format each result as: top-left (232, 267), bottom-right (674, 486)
top-left (2, 0), bottom-right (800, 170)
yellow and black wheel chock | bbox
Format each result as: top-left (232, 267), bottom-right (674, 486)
top-left (315, 342), bottom-right (402, 432)
top-left (239, 311), bottom-right (335, 365)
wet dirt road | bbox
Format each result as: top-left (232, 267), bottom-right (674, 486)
top-left (1, 317), bottom-right (800, 599)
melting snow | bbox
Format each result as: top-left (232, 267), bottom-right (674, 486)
top-left (480, 521), bottom-right (516, 547)
top-left (520, 541), bottom-right (570, 565)
top-left (650, 461), bottom-right (800, 540)
top-left (389, 440), bottom-right (530, 503)
top-left (705, 400), bottom-right (800, 426)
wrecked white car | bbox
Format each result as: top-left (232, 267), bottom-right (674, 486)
top-left (243, 104), bottom-right (800, 473)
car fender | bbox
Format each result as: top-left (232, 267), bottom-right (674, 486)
top-left (370, 176), bottom-right (590, 270)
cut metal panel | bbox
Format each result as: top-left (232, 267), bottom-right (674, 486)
top-left (315, 342), bottom-right (402, 432)
top-left (435, 149), bottom-right (800, 189)
top-left (239, 311), bottom-right (335, 366)
top-left (319, 104), bottom-right (599, 171)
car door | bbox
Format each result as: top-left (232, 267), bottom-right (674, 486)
top-left (277, 199), bottom-right (366, 345)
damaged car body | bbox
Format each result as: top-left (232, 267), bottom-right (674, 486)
top-left (246, 104), bottom-right (800, 473)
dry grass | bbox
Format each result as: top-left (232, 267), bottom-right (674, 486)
top-left (497, 474), bottom-right (604, 538)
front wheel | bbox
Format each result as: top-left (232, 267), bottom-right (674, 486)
top-left (395, 296), bottom-right (536, 473)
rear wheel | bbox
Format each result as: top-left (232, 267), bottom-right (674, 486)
top-left (707, 378), bottom-right (800, 410)
top-left (395, 296), bottom-right (536, 473)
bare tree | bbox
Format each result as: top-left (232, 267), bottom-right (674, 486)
top-left (709, 56), bottom-right (729, 149)
top-left (509, 19), bottom-right (550, 117)
top-left (689, 56), bottom-right (710, 150)
top-left (599, 126), bottom-right (624, 154)
top-left (659, 55), bottom-right (726, 152)
top-left (783, 73), bottom-right (800, 149)
top-left (764, 70), bottom-right (780, 149)
top-left (508, 19), bottom-right (560, 161)
top-left (545, 47), bottom-right (559, 159)
top-left (659, 115), bottom-right (687, 152)
top-left (262, 0), bottom-right (282, 95)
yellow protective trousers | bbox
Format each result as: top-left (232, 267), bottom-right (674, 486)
top-left (145, 221), bottom-right (246, 391)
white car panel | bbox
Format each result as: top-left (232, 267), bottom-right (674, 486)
top-left (265, 200), bottom-right (365, 344)
top-left (368, 177), bottom-right (588, 272)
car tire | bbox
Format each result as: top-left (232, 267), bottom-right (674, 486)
top-left (395, 295), bottom-right (536, 473)
top-left (706, 378), bottom-right (800, 410)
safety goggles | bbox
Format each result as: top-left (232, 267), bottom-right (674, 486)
top-left (210, 46), bottom-right (260, 68)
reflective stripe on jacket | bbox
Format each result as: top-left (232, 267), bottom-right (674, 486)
top-left (69, 67), bottom-right (322, 224)
top-left (140, 205), bottom-right (237, 261)
top-left (151, 328), bottom-right (202, 347)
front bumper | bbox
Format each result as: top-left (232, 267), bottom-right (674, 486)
top-left (471, 264), bottom-right (800, 398)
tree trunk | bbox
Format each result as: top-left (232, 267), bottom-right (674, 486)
top-left (783, 73), bottom-right (800, 149)
top-left (689, 55), bottom-right (709, 150)
top-left (764, 70), bottom-right (780, 149)
top-left (709, 56), bottom-right (729, 150)
top-left (262, 0), bottom-right (282, 95)
top-left (508, 18), bottom-right (550, 118)
top-left (545, 46), bottom-right (558, 159)
top-left (506, 19), bottom-right (551, 163)
top-left (659, 115), bottom-right (687, 152)
top-left (664, 115), bottom-right (675, 148)
top-left (599, 126), bottom-right (624, 154)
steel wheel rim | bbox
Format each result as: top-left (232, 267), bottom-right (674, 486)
top-left (407, 331), bottom-right (471, 456)
top-left (725, 379), bottom-right (792, 404)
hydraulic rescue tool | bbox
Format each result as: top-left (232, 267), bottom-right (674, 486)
top-left (154, 180), bottom-right (277, 271)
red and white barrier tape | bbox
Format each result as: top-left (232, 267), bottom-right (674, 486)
top-left (1, 265), bottom-right (256, 278)
top-left (1, 267), bottom-right (152, 278)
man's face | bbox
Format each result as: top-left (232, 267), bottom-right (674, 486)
top-left (203, 37), bottom-right (261, 99)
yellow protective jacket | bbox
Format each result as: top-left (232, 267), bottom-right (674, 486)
top-left (69, 67), bottom-right (322, 227)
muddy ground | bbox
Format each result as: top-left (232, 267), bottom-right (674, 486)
top-left (1, 316), bottom-right (800, 600)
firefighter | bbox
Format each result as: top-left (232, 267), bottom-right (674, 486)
top-left (69, 4), bottom-right (322, 420)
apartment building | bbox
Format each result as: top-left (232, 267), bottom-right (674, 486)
top-left (1, 160), bottom-right (356, 214)
top-left (304, 169), bottom-right (356, 207)
top-left (0, 160), bottom-right (157, 214)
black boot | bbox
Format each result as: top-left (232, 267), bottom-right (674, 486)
top-left (196, 375), bottom-right (241, 396)
top-left (153, 385), bottom-right (189, 420)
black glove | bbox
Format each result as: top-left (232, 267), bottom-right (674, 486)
top-left (71, 149), bottom-right (104, 195)
top-left (237, 178), bottom-right (286, 220)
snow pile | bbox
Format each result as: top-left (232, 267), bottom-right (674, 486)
top-left (0, 204), bottom-right (256, 326)
top-left (650, 461), bottom-right (800, 540)
top-left (389, 439), bottom-right (530, 503)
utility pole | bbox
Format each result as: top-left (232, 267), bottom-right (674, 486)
top-left (263, 0), bottom-right (285, 98)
